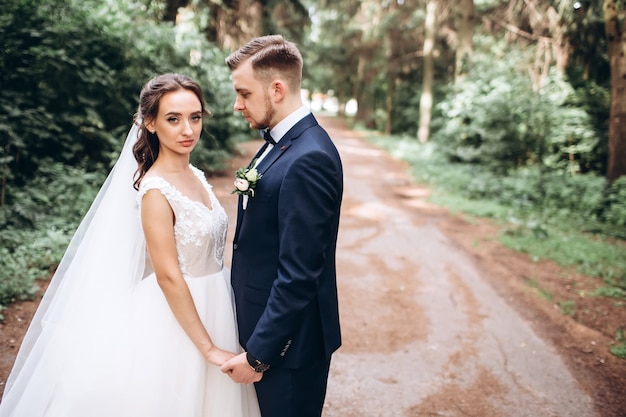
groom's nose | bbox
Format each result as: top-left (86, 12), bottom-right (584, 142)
top-left (233, 97), bottom-right (244, 112)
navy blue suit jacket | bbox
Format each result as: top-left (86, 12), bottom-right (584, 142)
top-left (231, 113), bottom-right (342, 369)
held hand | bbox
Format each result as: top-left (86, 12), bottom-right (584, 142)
top-left (220, 352), bottom-right (263, 384)
top-left (204, 346), bottom-right (236, 367)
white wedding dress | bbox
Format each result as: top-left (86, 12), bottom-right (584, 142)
top-left (0, 165), bottom-right (260, 417)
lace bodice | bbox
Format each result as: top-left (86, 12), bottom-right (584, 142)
top-left (137, 166), bottom-right (228, 278)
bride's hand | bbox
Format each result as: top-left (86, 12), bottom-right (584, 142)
top-left (204, 346), bottom-right (236, 366)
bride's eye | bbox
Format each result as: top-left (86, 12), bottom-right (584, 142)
top-left (167, 117), bottom-right (179, 123)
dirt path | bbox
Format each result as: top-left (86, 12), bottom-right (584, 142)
top-left (1, 115), bottom-right (624, 415)
top-left (215, 115), bottom-right (624, 416)
top-left (318, 116), bottom-right (626, 417)
top-left (315, 117), bottom-right (594, 417)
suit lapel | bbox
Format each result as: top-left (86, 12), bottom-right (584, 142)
top-left (234, 114), bottom-right (320, 243)
top-left (250, 142), bottom-right (269, 166)
top-left (256, 140), bottom-right (290, 174)
top-left (234, 141), bottom-right (268, 243)
top-left (256, 113), bottom-right (319, 174)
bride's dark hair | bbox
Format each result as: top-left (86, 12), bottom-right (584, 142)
top-left (132, 73), bottom-right (209, 190)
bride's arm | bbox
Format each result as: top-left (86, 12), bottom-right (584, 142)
top-left (140, 189), bottom-right (234, 366)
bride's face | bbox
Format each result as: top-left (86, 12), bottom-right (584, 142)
top-left (147, 89), bottom-right (203, 155)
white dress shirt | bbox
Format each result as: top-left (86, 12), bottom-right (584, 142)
top-left (243, 106), bottom-right (311, 210)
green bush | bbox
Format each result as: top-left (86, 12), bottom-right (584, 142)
top-left (366, 131), bottom-right (626, 299)
top-left (0, 247), bottom-right (41, 307)
top-left (604, 177), bottom-right (626, 227)
top-left (0, 0), bottom-right (248, 312)
top-left (433, 49), bottom-right (601, 176)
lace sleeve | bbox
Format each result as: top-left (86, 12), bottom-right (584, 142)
top-left (137, 177), bottom-right (176, 205)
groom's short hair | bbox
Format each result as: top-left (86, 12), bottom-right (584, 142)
top-left (226, 34), bottom-right (303, 91)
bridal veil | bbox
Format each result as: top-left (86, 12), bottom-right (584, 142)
top-left (0, 121), bottom-right (147, 415)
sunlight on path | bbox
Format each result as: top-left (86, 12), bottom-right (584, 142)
top-left (319, 116), bottom-right (597, 417)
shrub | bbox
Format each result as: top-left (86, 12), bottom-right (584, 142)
top-left (433, 52), bottom-right (599, 177)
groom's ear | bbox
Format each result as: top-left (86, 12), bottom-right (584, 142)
top-left (269, 80), bottom-right (287, 103)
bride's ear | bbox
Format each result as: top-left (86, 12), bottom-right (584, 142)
top-left (144, 119), bottom-right (156, 134)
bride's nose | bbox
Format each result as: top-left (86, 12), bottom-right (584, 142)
top-left (182, 119), bottom-right (193, 135)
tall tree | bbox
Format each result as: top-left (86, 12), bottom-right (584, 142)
top-left (381, 0), bottom-right (422, 134)
top-left (348, 1), bottom-right (387, 127)
top-left (163, 0), bottom-right (189, 22)
top-left (603, 0), bottom-right (626, 180)
top-left (203, 0), bottom-right (310, 50)
top-left (454, 0), bottom-right (474, 83)
top-left (205, 0), bottom-right (264, 50)
top-left (417, 0), bottom-right (436, 143)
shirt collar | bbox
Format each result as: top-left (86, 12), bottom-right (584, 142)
top-left (261, 106), bottom-right (310, 145)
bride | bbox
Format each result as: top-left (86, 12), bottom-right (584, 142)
top-left (0, 73), bottom-right (261, 417)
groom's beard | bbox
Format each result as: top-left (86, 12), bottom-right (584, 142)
top-left (250, 93), bottom-right (275, 131)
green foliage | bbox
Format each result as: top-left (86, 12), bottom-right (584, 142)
top-left (434, 55), bottom-right (600, 175)
top-left (611, 342), bottom-right (626, 359)
top-left (366, 130), bottom-right (626, 300)
top-left (0, 163), bottom-right (103, 230)
top-left (558, 300), bottom-right (576, 317)
top-left (0, 0), bottom-right (244, 199)
top-left (0, 229), bottom-right (69, 308)
top-left (524, 277), bottom-right (553, 301)
top-left (1, 0), bottom-right (135, 188)
top-left (0, 0), bottom-right (248, 313)
top-left (368, 131), bottom-right (624, 236)
top-left (0, 163), bottom-right (102, 309)
top-left (504, 217), bottom-right (625, 301)
top-left (603, 177), bottom-right (626, 228)
top-left (0, 246), bottom-right (40, 307)
top-left (612, 328), bottom-right (626, 358)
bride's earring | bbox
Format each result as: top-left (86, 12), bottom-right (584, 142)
top-left (145, 121), bottom-right (156, 135)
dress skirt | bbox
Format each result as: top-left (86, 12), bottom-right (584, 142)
top-left (2, 269), bottom-right (260, 417)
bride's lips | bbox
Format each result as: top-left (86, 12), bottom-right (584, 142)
top-left (179, 140), bottom-right (195, 147)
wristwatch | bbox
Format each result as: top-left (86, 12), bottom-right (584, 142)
top-left (246, 352), bottom-right (270, 373)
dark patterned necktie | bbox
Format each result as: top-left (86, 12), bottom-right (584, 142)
top-left (263, 128), bottom-right (276, 145)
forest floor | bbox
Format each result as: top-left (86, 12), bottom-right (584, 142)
top-left (0, 115), bottom-right (625, 416)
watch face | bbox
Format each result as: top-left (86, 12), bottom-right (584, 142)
top-left (255, 363), bottom-right (270, 372)
top-left (247, 352), bottom-right (269, 372)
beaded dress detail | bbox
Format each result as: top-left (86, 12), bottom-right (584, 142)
top-left (138, 166), bottom-right (228, 279)
top-left (109, 165), bottom-right (261, 417)
top-left (0, 164), bottom-right (260, 417)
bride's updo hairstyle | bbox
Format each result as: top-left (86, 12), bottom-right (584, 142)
top-left (132, 73), bottom-right (209, 190)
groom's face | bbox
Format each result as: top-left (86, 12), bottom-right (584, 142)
top-left (231, 60), bottom-right (276, 130)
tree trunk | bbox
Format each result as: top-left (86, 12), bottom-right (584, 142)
top-left (385, 73), bottom-right (395, 135)
top-left (163, 0), bottom-right (189, 23)
top-left (354, 57), bottom-right (376, 129)
top-left (603, 0), bottom-right (626, 181)
top-left (385, 23), bottom-right (401, 135)
top-left (418, 0), bottom-right (437, 143)
top-left (455, 0), bottom-right (474, 83)
top-left (206, 0), bottom-right (264, 50)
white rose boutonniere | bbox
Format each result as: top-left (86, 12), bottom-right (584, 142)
top-left (231, 159), bottom-right (262, 197)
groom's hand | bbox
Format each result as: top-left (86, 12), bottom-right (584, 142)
top-left (221, 352), bottom-right (263, 384)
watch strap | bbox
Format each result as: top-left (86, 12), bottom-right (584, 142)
top-left (246, 352), bottom-right (270, 373)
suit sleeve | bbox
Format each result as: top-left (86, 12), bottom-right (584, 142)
top-left (246, 149), bottom-right (341, 362)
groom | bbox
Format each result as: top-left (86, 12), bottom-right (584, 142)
top-left (221, 35), bottom-right (343, 417)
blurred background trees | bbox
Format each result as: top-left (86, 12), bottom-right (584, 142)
top-left (307, 0), bottom-right (624, 181)
top-left (3, 0), bottom-right (624, 188)
top-left (1, 0), bottom-right (625, 311)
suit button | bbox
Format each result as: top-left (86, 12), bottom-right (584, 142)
top-left (233, 243), bottom-right (238, 250)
